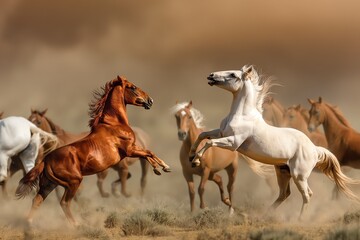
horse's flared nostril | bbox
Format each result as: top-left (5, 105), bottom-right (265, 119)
top-left (148, 98), bottom-right (154, 106)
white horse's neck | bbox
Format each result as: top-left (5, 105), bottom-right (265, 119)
top-left (230, 80), bottom-right (258, 117)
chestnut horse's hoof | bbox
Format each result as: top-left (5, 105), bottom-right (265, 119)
top-left (189, 155), bottom-right (195, 162)
top-left (191, 160), bottom-right (200, 168)
top-left (153, 168), bottom-right (161, 175)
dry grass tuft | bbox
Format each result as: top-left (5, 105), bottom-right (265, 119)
top-left (248, 228), bottom-right (304, 240)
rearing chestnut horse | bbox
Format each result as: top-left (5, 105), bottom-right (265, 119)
top-left (16, 76), bottom-right (171, 225)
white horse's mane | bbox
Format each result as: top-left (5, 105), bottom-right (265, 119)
top-left (244, 66), bottom-right (275, 113)
top-left (171, 102), bottom-right (205, 129)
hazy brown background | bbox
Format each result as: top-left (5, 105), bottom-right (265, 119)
top-left (1, 0), bottom-right (360, 228)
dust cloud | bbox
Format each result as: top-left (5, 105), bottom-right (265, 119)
top-left (1, 0), bottom-right (360, 235)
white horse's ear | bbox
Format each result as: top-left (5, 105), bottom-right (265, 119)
top-left (241, 65), bottom-right (254, 80)
top-left (318, 97), bottom-right (322, 103)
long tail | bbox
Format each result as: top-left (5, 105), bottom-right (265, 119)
top-left (316, 146), bottom-right (360, 201)
top-left (240, 153), bottom-right (274, 178)
top-left (29, 122), bottom-right (59, 156)
top-left (15, 161), bottom-right (45, 199)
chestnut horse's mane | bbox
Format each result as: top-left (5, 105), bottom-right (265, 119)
top-left (325, 103), bottom-right (352, 128)
top-left (88, 79), bottom-right (117, 129)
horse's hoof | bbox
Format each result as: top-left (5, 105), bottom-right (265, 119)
top-left (223, 197), bottom-right (231, 206)
top-left (153, 168), bottom-right (161, 175)
top-left (122, 192), bottom-right (132, 198)
top-left (189, 155), bottom-right (195, 162)
top-left (163, 167), bottom-right (171, 172)
top-left (101, 192), bottom-right (110, 198)
top-left (191, 161), bottom-right (200, 168)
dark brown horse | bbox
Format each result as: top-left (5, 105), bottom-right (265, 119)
top-left (28, 110), bottom-right (150, 198)
top-left (16, 76), bottom-right (171, 225)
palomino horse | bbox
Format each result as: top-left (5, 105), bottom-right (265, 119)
top-left (29, 110), bottom-right (150, 198)
top-left (0, 116), bottom-right (58, 183)
top-left (173, 101), bottom-right (273, 212)
top-left (282, 104), bottom-right (328, 148)
top-left (190, 65), bottom-right (359, 218)
top-left (16, 76), bottom-right (171, 225)
top-left (308, 97), bottom-right (360, 197)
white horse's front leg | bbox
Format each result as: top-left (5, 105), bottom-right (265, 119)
top-left (191, 136), bottom-right (240, 167)
top-left (189, 129), bottom-right (221, 161)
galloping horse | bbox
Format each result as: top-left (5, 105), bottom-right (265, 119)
top-left (16, 76), bottom-right (171, 225)
top-left (282, 105), bottom-right (328, 148)
top-left (190, 65), bottom-right (359, 218)
top-left (308, 97), bottom-right (360, 197)
top-left (0, 116), bottom-right (59, 183)
top-left (29, 110), bottom-right (150, 198)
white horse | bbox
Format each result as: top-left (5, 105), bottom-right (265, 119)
top-left (189, 65), bottom-right (359, 218)
top-left (0, 116), bottom-right (59, 183)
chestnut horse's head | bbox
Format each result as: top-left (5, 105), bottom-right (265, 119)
top-left (116, 76), bottom-right (153, 109)
top-left (308, 97), bottom-right (324, 132)
top-left (28, 109), bottom-right (53, 133)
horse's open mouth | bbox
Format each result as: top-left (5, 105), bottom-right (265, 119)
top-left (207, 76), bottom-right (217, 86)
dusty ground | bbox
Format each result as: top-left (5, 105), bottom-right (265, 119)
top-left (1, 159), bottom-right (360, 240)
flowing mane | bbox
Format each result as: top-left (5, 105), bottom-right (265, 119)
top-left (88, 79), bottom-right (116, 129)
top-left (325, 103), bottom-right (352, 128)
top-left (247, 67), bottom-right (275, 113)
top-left (44, 116), bottom-right (65, 135)
top-left (171, 102), bottom-right (205, 129)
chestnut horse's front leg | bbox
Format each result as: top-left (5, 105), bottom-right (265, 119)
top-left (126, 145), bottom-right (171, 175)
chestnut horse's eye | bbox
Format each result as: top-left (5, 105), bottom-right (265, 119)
top-left (130, 86), bottom-right (136, 90)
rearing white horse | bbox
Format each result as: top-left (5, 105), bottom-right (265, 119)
top-left (190, 65), bottom-right (359, 218)
top-left (0, 116), bottom-right (59, 182)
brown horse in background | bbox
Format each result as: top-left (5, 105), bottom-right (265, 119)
top-left (262, 96), bottom-right (285, 127)
top-left (29, 110), bottom-right (150, 198)
top-left (308, 97), bottom-right (360, 198)
top-left (16, 76), bottom-right (171, 225)
top-left (282, 104), bottom-right (328, 148)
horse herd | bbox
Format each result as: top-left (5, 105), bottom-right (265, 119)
top-left (1, 66), bottom-right (360, 228)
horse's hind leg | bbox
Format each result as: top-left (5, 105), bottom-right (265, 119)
top-left (19, 133), bottom-right (40, 173)
top-left (96, 169), bottom-right (110, 198)
top-left (293, 176), bottom-right (311, 220)
top-left (139, 157), bottom-right (149, 197)
top-left (271, 165), bottom-right (291, 209)
top-left (27, 175), bottom-right (58, 224)
top-left (224, 160), bottom-right (238, 211)
top-left (210, 173), bottom-right (228, 206)
top-left (60, 180), bottom-right (82, 225)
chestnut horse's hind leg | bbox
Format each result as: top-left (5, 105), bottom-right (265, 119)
top-left (209, 173), bottom-right (227, 206)
top-left (96, 170), bottom-right (110, 198)
top-left (60, 180), bottom-right (82, 226)
top-left (27, 175), bottom-right (58, 224)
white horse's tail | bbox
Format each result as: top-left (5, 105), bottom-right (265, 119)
top-left (240, 153), bottom-right (274, 178)
top-left (315, 146), bottom-right (360, 201)
top-left (29, 122), bottom-right (59, 156)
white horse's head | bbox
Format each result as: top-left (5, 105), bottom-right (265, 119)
top-left (207, 65), bottom-right (258, 92)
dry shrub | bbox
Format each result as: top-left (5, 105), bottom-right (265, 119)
top-left (122, 210), bottom-right (171, 236)
top-left (197, 228), bottom-right (243, 240)
top-left (343, 210), bottom-right (360, 225)
top-left (79, 226), bottom-right (109, 240)
top-left (192, 208), bottom-right (229, 229)
top-left (325, 227), bottom-right (360, 240)
top-left (104, 212), bottom-right (120, 229)
top-left (145, 207), bottom-right (177, 226)
top-left (248, 228), bottom-right (304, 240)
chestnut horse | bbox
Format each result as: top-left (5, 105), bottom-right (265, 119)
top-left (16, 76), bottom-right (171, 225)
top-left (28, 110), bottom-right (150, 198)
top-left (308, 97), bottom-right (360, 197)
top-left (262, 96), bottom-right (285, 127)
top-left (282, 104), bottom-right (328, 148)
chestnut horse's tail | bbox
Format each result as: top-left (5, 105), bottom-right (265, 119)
top-left (29, 122), bottom-right (59, 156)
top-left (15, 161), bottom-right (45, 199)
top-left (315, 146), bottom-right (360, 202)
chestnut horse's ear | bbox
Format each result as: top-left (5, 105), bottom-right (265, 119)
top-left (31, 108), bottom-right (35, 113)
top-left (40, 109), bottom-right (48, 116)
top-left (0, 112), bottom-right (3, 118)
top-left (295, 104), bottom-right (301, 111)
top-left (186, 100), bottom-right (193, 108)
top-left (318, 97), bottom-right (322, 103)
top-left (307, 98), bottom-right (315, 105)
top-left (117, 75), bottom-right (123, 86)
